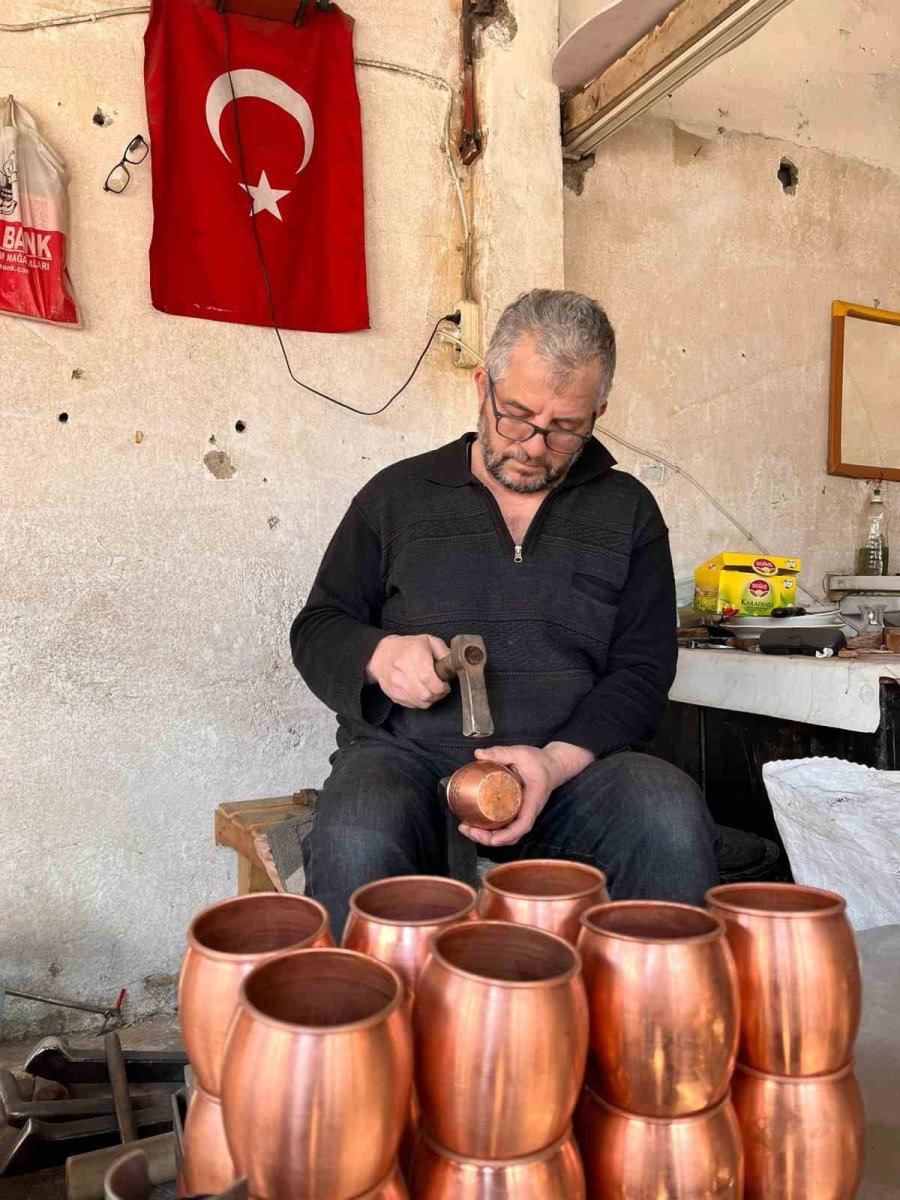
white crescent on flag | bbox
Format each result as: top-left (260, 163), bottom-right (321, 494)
top-left (205, 69), bottom-right (315, 219)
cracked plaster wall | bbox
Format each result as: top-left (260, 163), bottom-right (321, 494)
top-left (0, 0), bottom-right (562, 1035)
top-left (563, 0), bottom-right (900, 591)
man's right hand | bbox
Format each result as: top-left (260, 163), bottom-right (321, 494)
top-left (365, 634), bottom-right (452, 709)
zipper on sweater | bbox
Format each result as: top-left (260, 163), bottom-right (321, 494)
top-left (475, 481), bottom-right (559, 564)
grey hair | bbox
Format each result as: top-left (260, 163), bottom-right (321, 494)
top-left (484, 289), bottom-right (617, 404)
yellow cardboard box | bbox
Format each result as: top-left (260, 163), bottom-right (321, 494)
top-left (694, 552), bottom-right (802, 617)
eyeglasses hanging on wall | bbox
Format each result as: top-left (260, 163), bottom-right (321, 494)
top-left (103, 135), bottom-right (149, 194)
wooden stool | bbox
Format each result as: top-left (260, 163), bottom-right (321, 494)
top-left (215, 791), bottom-right (318, 895)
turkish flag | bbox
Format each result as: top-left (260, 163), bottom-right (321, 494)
top-left (144, 0), bottom-right (368, 332)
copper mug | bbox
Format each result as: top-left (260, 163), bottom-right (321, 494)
top-left (731, 1060), bottom-right (865, 1200)
top-left (575, 1085), bottom-right (743, 1200)
top-left (413, 920), bottom-right (588, 1158)
top-left (343, 875), bottom-right (478, 996)
top-left (707, 882), bottom-right (861, 1075)
top-left (178, 892), bottom-right (333, 1094)
top-left (410, 1127), bottom-right (586, 1199)
top-left (479, 859), bottom-right (609, 944)
top-left (343, 877), bottom-right (478, 1177)
top-left (577, 901), bottom-right (739, 1116)
top-left (444, 761), bottom-right (523, 830)
top-left (221, 948), bottom-right (412, 1200)
top-left (177, 893), bottom-right (332, 1193)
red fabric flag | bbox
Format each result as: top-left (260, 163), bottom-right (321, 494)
top-left (144, 0), bottom-right (368, 333)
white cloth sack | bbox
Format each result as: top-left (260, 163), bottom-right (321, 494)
top-left (763, 757), bottom-right (900, 930)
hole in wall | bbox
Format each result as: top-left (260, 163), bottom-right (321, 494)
top-left (58, 412), bottom-right (69, 423)
top-left (235, 420), bottom-right (246, 433)
top-left (203, 450), bottom-right (236, 480)
top-left (563, 153), bottom-right (595, 196)
top-left (778, 158), bottom-right (799, 195)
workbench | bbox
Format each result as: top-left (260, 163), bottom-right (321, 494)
top-left (651, 648), bottom-right (900, 858)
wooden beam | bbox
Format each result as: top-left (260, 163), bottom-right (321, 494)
top-left (563, 0), bottom-right (746, 141)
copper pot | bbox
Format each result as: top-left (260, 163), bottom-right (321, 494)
top-left (479, 859), bottom-right (609, 944)
top-left (343, 875), bottom-right (478, 996)
top-left (575, 1085), bottom-right (743, 1200)
top-left (413, 920), bottom-right (588, 1158)
top-left (180, 1083), bottom-right (235, 1197)
top-left (178, 892), bottom-right (332, 1095)
top-left (707, 882), bottom-right (861, 1075)
top-left (731, 1060), bottom-right (865, 1200)
top-left (577, 901), bottom-right (738, 1117)
top-left (410, 1128), bottom-right (585, 1200)
top-left (221, 947), bottom-right (412, 1200)
top-left (445, 762), bottom-right (523, 830)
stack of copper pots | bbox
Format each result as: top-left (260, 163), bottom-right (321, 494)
top-left (177, 893), bottom-right (333, 1196)
top-left (343, 872), bottom-right (590, 1198)
top-left (177, 869), bottom-right (863, 1200)
top-left (178, 893), bottom-right (413, 1200)
top-left (574, 899), bottom-right (743, 1199)
top-left (708, 883), bottom-right (865, 1200)
top-left (410, 919), bottom-right (589, 1198)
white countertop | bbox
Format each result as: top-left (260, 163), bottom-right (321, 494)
top-left (671, 648), bottom-right (900, 733)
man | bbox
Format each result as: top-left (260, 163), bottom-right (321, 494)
top-left (291, 290), bottom-right (717, 934)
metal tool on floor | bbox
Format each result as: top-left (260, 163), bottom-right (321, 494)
top-left (25, 1037), bottom-right (187, 1086)
top-left (68, 1133), bottom-right (177, 1200)
top-left (0, 1069), bottom-right (176, 1126)
top-left (0, 987), bottom-right (126, 1036)
top-left (0, 1036), bottom-right (187, 1177)
top-left (101, 1144), bottom-right (248, 1200)
top-left (0, 1103), bottom-right (173, 1176)
top-left (105, 1032), bottom-right (137, 1144)
top-left (435, 633), bottom-right (494, 739)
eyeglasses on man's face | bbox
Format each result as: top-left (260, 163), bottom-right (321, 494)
top-left (103, 135), bottom-right (149, 194)
top-left (486, 372), bottom-right (594, 456)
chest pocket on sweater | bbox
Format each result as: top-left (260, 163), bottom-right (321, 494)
top-left (571, 570), bottom-right (623, 608)
top-left (566, 551), bottom-right (629, 652)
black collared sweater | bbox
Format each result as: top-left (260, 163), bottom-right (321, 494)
top-left (290, 433), bottom-right (677, 765)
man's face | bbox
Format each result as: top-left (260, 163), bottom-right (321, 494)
top-left (476, 336), bottom-right (606, 494)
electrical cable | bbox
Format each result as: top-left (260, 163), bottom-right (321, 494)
top-left (221, 8), bottom-right (459, 415)
top-left (0, 5), bottom-right (150, 30)
top-left (599, 426), bottom-right (826, 606)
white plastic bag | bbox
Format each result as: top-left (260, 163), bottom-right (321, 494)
top-left (0, 95), bottom-right (79, 325)
top-left (763, 757), bottom-right (900, 929)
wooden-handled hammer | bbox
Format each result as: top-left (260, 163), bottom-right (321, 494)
top-left (434, 634), bottom-right (494, 739)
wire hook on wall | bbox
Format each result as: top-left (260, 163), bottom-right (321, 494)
top-left (214, 0), bottom-right (333, 25)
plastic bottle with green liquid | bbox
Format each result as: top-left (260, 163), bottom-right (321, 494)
top-left (857, 485), bottom-right (890, 575)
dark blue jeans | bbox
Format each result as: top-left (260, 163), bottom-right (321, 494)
top-left (303, 739), bottom-right (719, 938)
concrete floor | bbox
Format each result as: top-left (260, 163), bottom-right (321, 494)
top-left (855, 925), bottom-right (900, 1199)
top-left (1, 932), bottom-right (897, 1199)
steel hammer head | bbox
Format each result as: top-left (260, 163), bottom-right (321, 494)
top-left (434, 634), bottom-right (494, 739)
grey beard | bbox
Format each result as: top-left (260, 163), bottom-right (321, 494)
top-left (477, 407), bottom-right (584, 494)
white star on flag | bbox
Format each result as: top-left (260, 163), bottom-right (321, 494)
top-left (239, 169), bottom-right (291, 220)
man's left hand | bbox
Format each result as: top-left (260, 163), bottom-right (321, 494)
top-left (459, 741), bottom-right (595, 847)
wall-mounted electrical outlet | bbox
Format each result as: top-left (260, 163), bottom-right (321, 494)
top-left (449, 298), bottom-right (482, 370)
